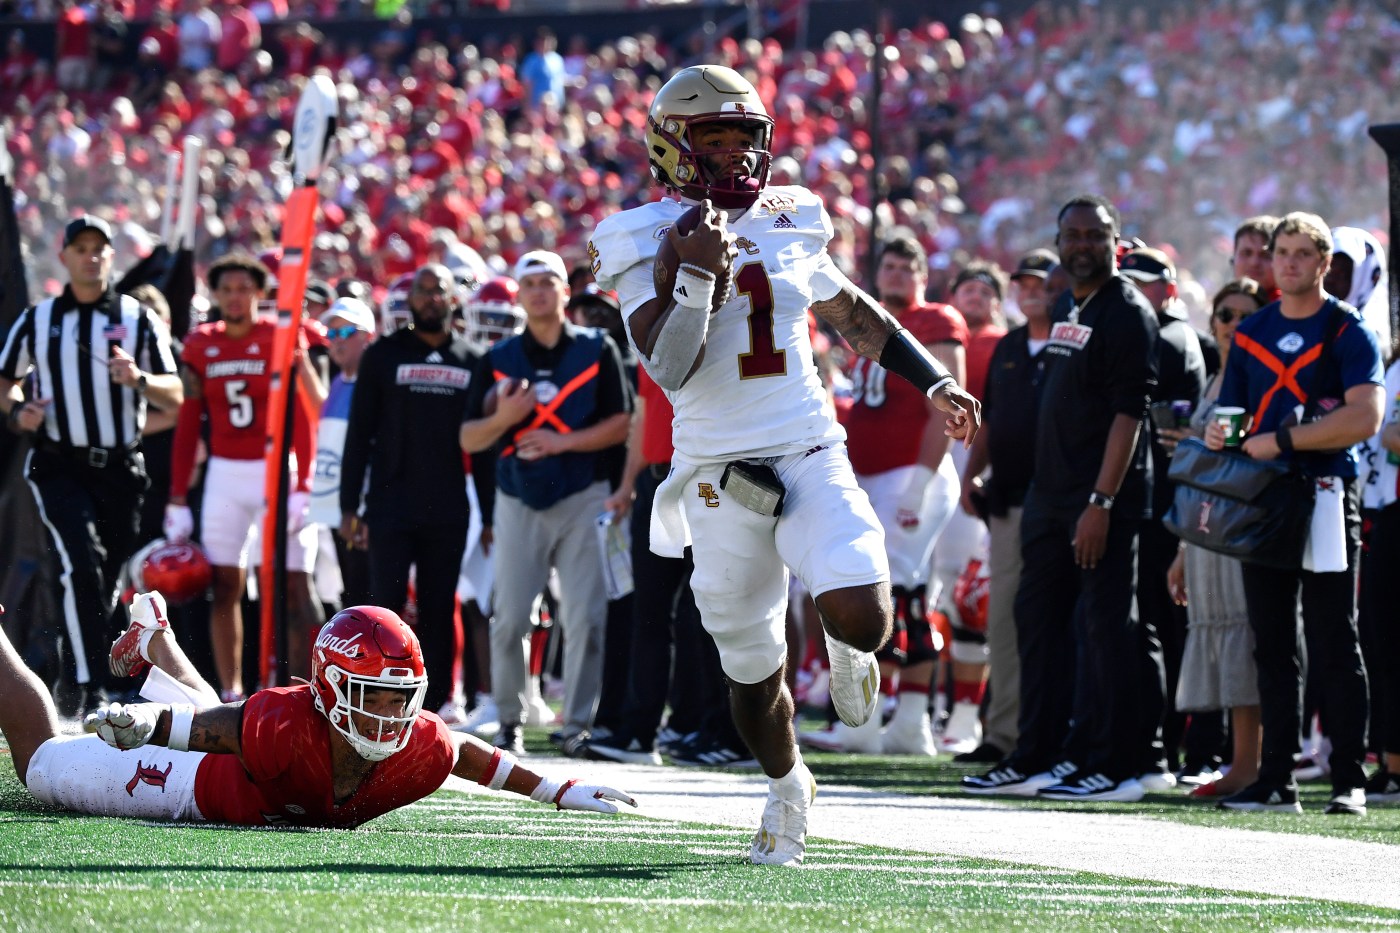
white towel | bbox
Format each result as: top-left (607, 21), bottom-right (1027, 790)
top-left (1302, 476), bottom-right (1347, 573)
top-left (648, 460), bottom-right (696, 559)
top-left (140, 665), bottom-right (217, 709)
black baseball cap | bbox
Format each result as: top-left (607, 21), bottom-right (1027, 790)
top-left (566, 283), bottom-right (621, 313)
top-left (1120, 247), bottom-right (1176, 283)
top-left (1011, 248), bottom-right (1058, 280)
top-left (304, 279), bottom-right (335, 306)
top-left (63, 214), bottom-right (113, 248)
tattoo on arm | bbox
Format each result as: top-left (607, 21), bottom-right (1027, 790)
top-left (189, 702), bottom-right (243, 755)
top-left (811, 284), bottom-right (899, 360)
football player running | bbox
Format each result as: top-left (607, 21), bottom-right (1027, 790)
top-left (589, 65), bottom-right (979, 866)
top-left (0, 595), bottom-right (634, 827)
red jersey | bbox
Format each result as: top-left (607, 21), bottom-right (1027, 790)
top-left (965, 323), bottom-right (1007, 402)
top-left (171, 317), bottom-right (314, 498)
top-left (846, 304), bottom-right (968, 476)
top-left (193, 686), bottom-right (454, 828)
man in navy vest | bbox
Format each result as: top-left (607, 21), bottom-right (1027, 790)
top-left (460, 251), bottom-right (633, 755)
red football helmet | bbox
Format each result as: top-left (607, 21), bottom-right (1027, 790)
top-left (465, 276), bottom-right (524, 345)
top-left (130, 539), bottom-right (213, 605)
top-left (953, 558), bottom-right (990, 634)
top-left (310, 607), bottom-right (428, 762)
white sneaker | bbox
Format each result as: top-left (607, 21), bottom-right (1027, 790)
top-left (525, 694), bottom-right (557, 727)
top-left (824, 634), bottom-right (879, 727)
top-left (799, 716), bottom-right (882, 754)
top-left (751, 762), bottom-right (817, 866)
top-left (938, 700), bottom-right (983, 756)
top-left (1139, 769), bottom-right (1178, 792)
top-left (460, 694), bottom-right (500, 736)
top-left (881, 694), bottom-right (937, 756)
top-left (436, 699), bottom-right (469, 726)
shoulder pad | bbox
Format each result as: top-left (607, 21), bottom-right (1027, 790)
top-left (748, 186), bottom-right (833, 241)
top-left (589, 201), bottom-right (685, 291)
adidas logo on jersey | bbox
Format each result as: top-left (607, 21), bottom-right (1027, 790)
top-left (772, 214), bottom-right (797, 229)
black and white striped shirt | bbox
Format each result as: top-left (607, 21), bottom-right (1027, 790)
top-left (0, 286), bottom-right (178, 449)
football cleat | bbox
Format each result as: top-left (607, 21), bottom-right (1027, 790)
top-left (1038, 771), bottom-right (1145, 803)
top-left (1217, 780), bottom-right (1302, 814)
top-left (1323, 788), bottom-right (1367, 816)
top-left (881, 695), bottom-right (939, 757)
top-left (585, 734), bottom-right (663, 767)
top-left (109, 592), bottom-right (171, 678)
top-left (824, 634), bottom-right (879, 728)
top-left (458, 693), bottom-right (501, 736)
top-left (750, 762), bottom-right (816, 866)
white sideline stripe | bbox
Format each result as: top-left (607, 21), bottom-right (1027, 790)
top-left (1039, 894), bottom-right (1293, 906)
top-left (466, 768), bottom-right (1400, 911)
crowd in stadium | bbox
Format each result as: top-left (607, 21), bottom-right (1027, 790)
top-left (2, 0), bottom-right (1400, 842)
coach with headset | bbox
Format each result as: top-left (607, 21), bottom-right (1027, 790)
top-left (0, 215), bottom-right (181, 715)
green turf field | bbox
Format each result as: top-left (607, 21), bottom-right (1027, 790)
top-left (2, 730), bottom-right (1398, 932)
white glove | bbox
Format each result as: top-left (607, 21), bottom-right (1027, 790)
top-left (84, 702), bottom-right (161, 750)
top-left (163, 504), bottom-right (194, 543)
top-left (286, 490), bottom-right (311, 534)
top-left (894, 465), bottom-right (935, 530)
top-left (532, 777), bottom-right (637, 814)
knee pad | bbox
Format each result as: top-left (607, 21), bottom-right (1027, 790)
top-left (901, 586), bottom-right (944, 665)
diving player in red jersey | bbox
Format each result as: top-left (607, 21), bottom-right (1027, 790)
top-left (0, 595), bottom-right (634, 826)
top-left (163, 253), bottom-right (322, 698)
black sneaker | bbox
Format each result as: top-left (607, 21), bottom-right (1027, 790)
top-left (585, 733), bottom-right (663, 766)
top-left (668, 736), bottom-right (758, 768)
top-left (1364, 769), bottom-right (1400, 804)
top-left (1038, 770), bottom-right (1145, 802)
top-left (953, 742), bottom-right (1006, 765)
top-left (1218, 780), bottom-right (1302, 814)
top-left (1324, 788), bottom-right (1367, 815)
top-left (493, 724), bottom-right (525, 757)
top-left (961, 760), bottom-right (1075, 797)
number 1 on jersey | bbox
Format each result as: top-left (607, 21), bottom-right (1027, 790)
top-left (735, 262), bottom-right (786, 379)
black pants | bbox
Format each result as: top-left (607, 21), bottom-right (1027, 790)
top-left (613, 464), bottom-right (717, 743)
top-left (368, 521), bottom-right (468, 714)
top-left (25, 446), bottom-right (145, 700)
top-left (1013, 499), bottom-right (1148, 781)
top-left (1240, 479), bottom-right (1368, 792)
top-left (1362, 502), bottom-right (1400, 756)
top-left (332, 526), bottom-right (373, 610)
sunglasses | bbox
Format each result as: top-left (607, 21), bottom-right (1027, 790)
top-left (1212, 307), bottom-right (1257, 325)
top-left (326, 325), bottom-right (365, 340)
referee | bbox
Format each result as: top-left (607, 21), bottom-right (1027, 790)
top-left (0, 215), bottom-right (182, 714)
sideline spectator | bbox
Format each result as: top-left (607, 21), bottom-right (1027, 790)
top-left (0, 215), bottom-right (181, 714)
top-left (459, 250), bottom-right (631, 756)
top-left (1206, 212), bottom-right (1383, 816)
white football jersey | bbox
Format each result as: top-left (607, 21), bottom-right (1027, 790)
top-left (590, 186), bottom-right (846, 462)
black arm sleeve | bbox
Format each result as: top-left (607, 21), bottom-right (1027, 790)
top-left (879, 328), bottom-right (954, 395)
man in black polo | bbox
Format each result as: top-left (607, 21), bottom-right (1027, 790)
top-left (956, 248), bottom-right (1057, 768)
top-left (1119, 247), bottom-right (1209, 787)
top-left (963, 195), bottom-right (1160, 802)
top-left (0, 215), bottom-right (181, 713)
top-left (339, 262), bottom-right (487, 720)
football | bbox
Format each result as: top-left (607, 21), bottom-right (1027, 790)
top-left (483, 377), bottom-right (529, 417)
top-left (654, 204), bottom-right (734, 314)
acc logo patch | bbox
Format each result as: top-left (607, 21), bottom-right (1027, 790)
top-left (1277, 332), bottom-right (1305, 354)
top-left (653, 225), bottom-right (671, 240)
top-left (534, 380), bottom-right (560, 405)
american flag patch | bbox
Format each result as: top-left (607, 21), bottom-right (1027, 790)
top-left (102, 325), bottom-right (128, 340)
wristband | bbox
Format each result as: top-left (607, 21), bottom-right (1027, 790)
top-left (1275, 426), bottom-right (1294, 454)
top-left (477, 748), bottom-right (517, 791)
top-left (167, 704), bottom-right (195, 752)
top-left (879, 328), bottom-right (954, 396)
top-left (1087, 490), bottom-right (1115, 511)
top-left (673, 264), bottom-right (716, 310)
top-left (530, 776), bottom-right (561, 804)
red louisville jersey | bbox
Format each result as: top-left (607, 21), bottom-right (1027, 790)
top-left (845, 303), bottom-right (967, 476)
top-left (193, 685), bottom-right (455, 828)
top-left (182, 319), bottom-right (279, 460)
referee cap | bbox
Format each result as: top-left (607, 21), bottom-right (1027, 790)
top-left (64, 214), bottom-right (113, 248)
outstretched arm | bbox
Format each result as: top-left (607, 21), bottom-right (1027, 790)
top-left (812, 280), bottom-right (982, 445)
top-left (448, 731), bottom-right (635, 814)
top-left (86, 701), bottom-right (244, 755)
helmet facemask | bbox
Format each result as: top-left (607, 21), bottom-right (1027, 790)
top-left (320, 665), bottom-right (427, 762)
top-left (651, 112), bottom-right (774, 210)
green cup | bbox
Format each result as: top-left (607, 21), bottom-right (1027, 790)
top-left (1214, 406), bottom-right (1246, 447)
